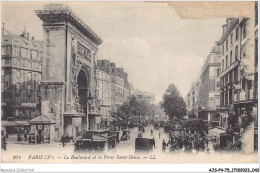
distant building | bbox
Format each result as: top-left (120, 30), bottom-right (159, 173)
top-left (198, 44), bottom-right (221, 126)
top-left (135, 89), bottom-right (155, 104)
top-left (110, 62), bottom-right (129, 113)
top-left (2, 28), bottom-right (43, 128)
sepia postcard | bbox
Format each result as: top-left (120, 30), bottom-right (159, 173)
top-left (0, 1), bottom-right (259, 167)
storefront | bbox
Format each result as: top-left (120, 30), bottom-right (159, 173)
top-left (29, 116), bottom-right (55, 144)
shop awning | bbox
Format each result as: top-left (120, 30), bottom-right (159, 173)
top-left (92, 135), bottom-right (107, 142)
top-left (208, 127), bottom-right (226, 137)
top-left (14, 120), bottom-right (30, 126)
top-left (63, 110), bottom-right (83, 117)
top-left (29, 116), bottom-right (56, 124)
top-left (1, 121), bottom-right (18, 127)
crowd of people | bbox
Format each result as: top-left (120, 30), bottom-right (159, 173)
top-left (166, 129), bottom-right (209, 153)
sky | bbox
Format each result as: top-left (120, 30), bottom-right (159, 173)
top-left (2, 1), bottom-right (226, 103)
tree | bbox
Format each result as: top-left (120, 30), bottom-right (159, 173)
top-left (161, 84), bottom-right (187, 120)
top-left (117, 95), bottom-right (158, 122)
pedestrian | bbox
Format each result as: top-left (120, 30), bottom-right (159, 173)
top-left (150, 129), bottom-right (153, 136)
top-left (61, 135), bottom-right (65, 147)
top-left (162, 139), bottom-right (167, 152)
top-left (159, 132), bottom-right (161, 139)
top-left (24, 133), bottom-right (27, 141)
top-left (29, 135), bottom-right (31, 144)
top-left (36, 134), bottom-right (40, 144)
top-left (152, 137), bottom-right (156, 149)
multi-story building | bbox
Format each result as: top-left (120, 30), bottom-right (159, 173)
top-left (110, 63), bottom-right (129, 113)
top-left (96, 60), bottom-right (111, 128)
top-left (2, 29), bottom-right (43, 133)
top-left (218, 18), bottom-right (241, 127)
top-left (218, 15), bottom-right (258, 150)
top-left (198, 44), bottom-right (221, 126)
top-left (187, 78), bottom-right (201, 119)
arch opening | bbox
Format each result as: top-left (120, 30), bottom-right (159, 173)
top-left (77, 70), bottom-right (89, 112)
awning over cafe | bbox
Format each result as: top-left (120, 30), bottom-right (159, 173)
top-left (1, 121), bottom-right (18, 127)
top-left (29, 116), bottom-right (56, 124)
top-left (14, 120), bottom-right (30, 126)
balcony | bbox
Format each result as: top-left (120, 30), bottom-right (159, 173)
top-left (233, 89), bottom-right (254, 103)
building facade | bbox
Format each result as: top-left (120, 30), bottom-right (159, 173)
top-left (2, 29), bottom-right (43, 126)
top-left (96, 60), bottom-right (112, 128)
top-left (35, 4), bottom-right (103, 140)
top-left (110, 63), bottom-right (129, 113)
top-left (198, 44), bottom-right (221, 126)
top-left (218, 15), bottom-right (258, 151)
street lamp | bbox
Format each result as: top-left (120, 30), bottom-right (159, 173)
top-left (85, 89), bottom-right (93, 131)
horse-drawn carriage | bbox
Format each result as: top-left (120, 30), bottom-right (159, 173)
top-left (135, 137), bottom-right (155, 153)
top-left (74, 129), bottom-right (118, 152)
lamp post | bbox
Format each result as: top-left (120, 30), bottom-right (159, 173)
top-left (86, 89), bottom-right (93, 131)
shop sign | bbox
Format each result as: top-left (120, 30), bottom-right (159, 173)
top-left (31, 125), bottom-right (36, 133)
top-left (21, 102), bottom-right (37, 107)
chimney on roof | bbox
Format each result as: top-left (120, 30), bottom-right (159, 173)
top-left (226, 18), bottom-right (234, 28)
top-left (222, 24), bottom-right (227, 34)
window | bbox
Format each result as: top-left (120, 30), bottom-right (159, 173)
top-left (14, 47), bottom-right (20, 56)
top-left (29, 62), bottom-right (32, 69)
top-left (236, 27), bottom-right (239, 40)
top-left (38, 52), bottom-right (42, 61)
top-left (17, 59), bottom-right (21, 67)
top-left (226, 39), bottom-right (228, 51)
top-left (20, 48), bottom-right (27, 58)
top-left (1, 46), bottom-right (11, 56)
top-left (38, 74), bottom-right (42, 81)
top-left (230, 33), bottom-right (233, 45)
top-left (27, 84), bottom-right (32, 92)
top-left (243, 24), bottom-right (247, 40)
top-left (217, 68), bottom-right (220, 76)
top-left (28, 72), bottom-right (32, 80)
top-left (27, 50), bottom-right (31, 59)
top-left (235, 45), bottom-right (238, 60)
top-left (222, 59), bottom-right (224, 71)
top-left (226, 55), bottom-right (229, 68)
top-left (39, 64), bottom-right (42, 71)
top-left (31, 51), bottom-right (38, 59)
top-left (234, 68), bottom-right (238, 82)
top-left (17, 70), bottom-right (22, 78)
top-left (230, 50), bottom-right (233, 65)
top-left (222, 44), bottom-right (224, 55)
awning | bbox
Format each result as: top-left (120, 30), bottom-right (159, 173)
top-left (29, 116), bottom-right (55, 124)
top-left (92, 135), bottom-right (107, 142)
top-left (208, 127), bottom-right (226, 137)
top-left (1, 121), bottom-right (18, 127)
top-left (14, 120), bottom-right (30, 126)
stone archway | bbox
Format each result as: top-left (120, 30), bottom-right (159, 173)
top-left (77, 69), bottom-right (89, 113)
